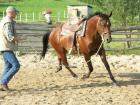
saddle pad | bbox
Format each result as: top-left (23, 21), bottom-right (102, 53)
top-left (60, 20), bottom-right (87, 37)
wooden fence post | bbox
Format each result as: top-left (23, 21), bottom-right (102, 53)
top-left (33, 12), bottom-right (35, 22)
top-left (138, 30), bottom-right (140, 44)
top-left (39, 12), bottom-right (41, 21)
top-left (125, 30), bottom-right (132, 48)
top-left (57, 12), bottom-right (60, 22)
top-left (64, 10), bottom-right (66, 18)
top-left (3, 11), bottom-right (5, 17)
top-left (25, 13), bottom-right (28, 22)
top-left (19, 12), bottom-right (22, 22)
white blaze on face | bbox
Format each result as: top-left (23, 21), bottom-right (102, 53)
top-left (106, 22), bottom-right (109, 26)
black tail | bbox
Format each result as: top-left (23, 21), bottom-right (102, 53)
top-left (40, 31), bottom-right (51, 59)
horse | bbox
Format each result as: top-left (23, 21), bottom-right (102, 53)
top-left (41, 12), bottom-right (118, 85)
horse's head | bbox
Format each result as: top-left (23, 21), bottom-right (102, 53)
top-left (96, 12), bottom-right (112, 43)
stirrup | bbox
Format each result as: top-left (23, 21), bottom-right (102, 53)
top-left (68, 48), bottom-right (73, 54)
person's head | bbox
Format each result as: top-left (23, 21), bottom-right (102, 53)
top-left (42, 9), bottom-right (52, 16)
top-left (6, 6), bottom-right (19, 18)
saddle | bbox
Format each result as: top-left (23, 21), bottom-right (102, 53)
top-left (60, 22), bottom-right (80, 36)
top-left (60, 18), bottom-right (87, 36)
top-left (60, 19), bottom-right (87, 54)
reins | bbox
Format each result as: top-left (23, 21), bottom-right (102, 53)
top-left (86, 35), bottom-right (104, 63)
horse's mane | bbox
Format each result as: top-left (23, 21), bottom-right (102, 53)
top-left (87, 12), bottom-right (109, 20)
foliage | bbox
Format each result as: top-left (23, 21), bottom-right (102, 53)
top-left (0, 0), bottom-right (16, 2)
top-left (79, 0), bottom-right (140, 27)
top-left (1, 0), bottom-right (140, 27)
top-left (0, 0), bottom-right (85, 23)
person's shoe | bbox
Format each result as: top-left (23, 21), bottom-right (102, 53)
top-left (0, 84), bottom-right (10, 91)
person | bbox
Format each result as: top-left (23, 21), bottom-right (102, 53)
top-left (0, 6), bottom-right (24, 91)
top-left (77, 15), bottom-right (87, 26)
top-left (42, 9), bottom-right (52, 24)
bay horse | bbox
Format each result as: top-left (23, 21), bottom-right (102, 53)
top-left (41, 12), bottom-right (118, 85)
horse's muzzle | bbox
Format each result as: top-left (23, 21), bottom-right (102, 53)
top-left (106, 37), bottom-right (112, 43)
top-left (103, 34), bottom-right (112, 43)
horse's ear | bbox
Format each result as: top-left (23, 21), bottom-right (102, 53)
top-left (108, 11), bottom-right (112, 17)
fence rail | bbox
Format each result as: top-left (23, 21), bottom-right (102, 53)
top-left (15, 23), bottom-right (140, 53)
top-left (0, 11), bottom-right (67, 23)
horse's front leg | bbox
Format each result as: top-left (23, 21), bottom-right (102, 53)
top-left (99, 49), bottom-right (118, 85)
top-left (82, 55), bottom-right (93, 79)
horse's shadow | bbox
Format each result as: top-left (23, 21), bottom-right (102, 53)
top-left (118, 72), bottom-right (140, 86)
top-left (11, 72), bottom-right (140, 94)
top-left (66, 72), bottom-right (140, 88)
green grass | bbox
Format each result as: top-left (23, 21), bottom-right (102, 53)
top-left (0, 0), bottom-right (86, 15)
top-left (0, 0), bottom-right (139, 55)
top-left (104, 34), bottom-right (140, 55)
top-left (0, 0), bottom-right (87, 23)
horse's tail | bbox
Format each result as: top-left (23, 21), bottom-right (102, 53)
top-left (40, 31), bottom-right (51, 59)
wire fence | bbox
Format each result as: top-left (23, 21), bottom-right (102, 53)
top-left (0, 11), bottom-right (68, 23)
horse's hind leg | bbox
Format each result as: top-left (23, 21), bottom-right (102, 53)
top-left (61, 52), bottom-right (78, 78)
top-left (99, 49), bottom-right (118, 85)
top-left (82, 55), bottom-right (93, 79)
top-left (56, 57), bottom-right (62, 72)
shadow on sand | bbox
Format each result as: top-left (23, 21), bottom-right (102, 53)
top-left (6, 72), bottom-right (140, 94)
top-left (118, 73), bottom-right (140, 86)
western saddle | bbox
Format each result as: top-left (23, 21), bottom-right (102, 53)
top-left (60, 17), bottom-right (87, 54)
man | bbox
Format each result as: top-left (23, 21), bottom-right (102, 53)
top-left (42, 10), bottom-right (52, 24)
top-left (0, 6), bottom-right (23, 91)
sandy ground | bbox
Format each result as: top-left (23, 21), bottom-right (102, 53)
top-left (0, 52), bottom-right (140, 105)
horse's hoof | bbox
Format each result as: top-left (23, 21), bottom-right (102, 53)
top-left (82, 75), bottom-right (89, 79)
top-left (72, 74), bottom-right (78, 78)
top-left (113, 81), bottom-right (120, 86)
top-left (55, 70), bottom-right (60, 73)
top-left (55, 67), bottom-right (62, 73)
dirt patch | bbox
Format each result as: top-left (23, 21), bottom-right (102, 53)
top-left (0, 53), bottom-right (140, 105)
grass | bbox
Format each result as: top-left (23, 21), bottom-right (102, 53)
top-left (0, 0), bottom-right (87, 23)
top-left (106, 48), bottom-right (140, 55)
top-left (0, 0), bottom-right (85, 14)
top-left (104, 41), bottom-right (140, 55)
top-left (104, 34), bottom-right (140, 55)
top-left (0, 0), bottom-right (139, 55)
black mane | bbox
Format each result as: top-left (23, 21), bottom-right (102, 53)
top-left (87, 12), bottom-right (109, 20)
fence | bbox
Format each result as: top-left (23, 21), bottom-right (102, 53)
top-left (16, 23), bottom-right (53, 53)
top-left (15, 23), bottom-right (140, 53)
top-left (0, 11), bottom-right (67, 23)
top-left (110, 26), bottom-right (140, 50)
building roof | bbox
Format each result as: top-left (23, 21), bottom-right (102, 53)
top-left (68, 4), bottom-right (93, 8)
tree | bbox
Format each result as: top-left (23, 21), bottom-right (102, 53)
top-left (78, 0), bottom-right (140, 26)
